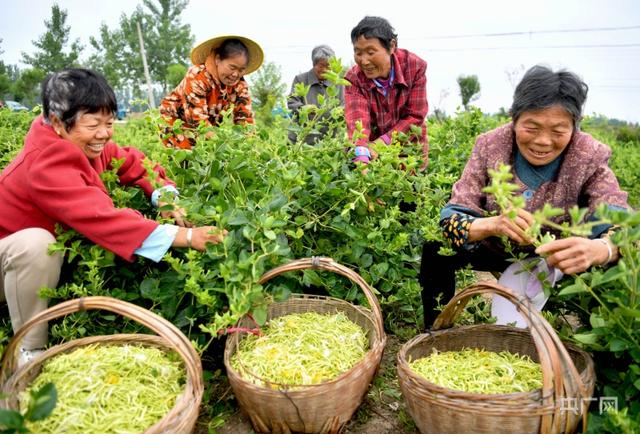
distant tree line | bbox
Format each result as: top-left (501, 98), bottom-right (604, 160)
top-left (0, 0), bottom-right (193, 110)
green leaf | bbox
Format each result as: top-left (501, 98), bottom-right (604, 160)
top-left (252, 307), bottom-right (267, 326)
top-left (267, 194), bottom-right (287, 211)
top-left (0, 408), bottom-right (24, 429)
top-left (25, 383), bottom-right (57, 421)
top-left (609, 338), bottom-right (628, 352)
top-left (589, 314), bottom-right (606, 328)
top-left (558, 280), bottom-right (589, 296)
top-left (573, 333), bottom-right (600, 345)
top-left (140, 278), bottom-right (159, 299)
top-left (263, 229), bottom-right (277, 240)
top-left (617, 306), bottom-right (640, 318)
top-left (227, 211), bottom-right (249, 225)
top-left (598, 266), bottom-right (626, 285)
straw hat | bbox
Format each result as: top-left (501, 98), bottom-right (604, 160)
top-left (190, 35), bottom-right (264, 75)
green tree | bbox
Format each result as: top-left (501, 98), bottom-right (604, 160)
top-left (87, 22), bottom-right (131, 90)
top-left (0, 39), bottom-right (11, 98)
top-left (88, 0), bottom-right (193, 96)
top-left (248, 62), bottom-right (287, 125)
top-left (142, 0), bottom-right (193, 92)
top-left (12, 68), bottom-right (46, 107)
top-left (249, 61), bottom-right (286, 109)
top-left (21, 4), bottom-right (83, 74)
top-left (166, 63), bottom-right (187, 90)
top-left (457, 74), bottom-right (480, 110)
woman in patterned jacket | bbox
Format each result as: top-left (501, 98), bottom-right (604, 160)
top-left (419, 65), bottom-right (629, 329)
top-left (159, 35), bottom-right (263, 149)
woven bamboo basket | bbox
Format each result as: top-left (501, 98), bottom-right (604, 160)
top-left (223, 257), bottom-right (387, 434)
top-left (397, 282), bottom-right (595, 434)
top-left (0, 296), bottom-right (203, 434)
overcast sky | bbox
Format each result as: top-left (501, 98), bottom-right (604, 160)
top-left (2, 0), bottom-right (639, 122)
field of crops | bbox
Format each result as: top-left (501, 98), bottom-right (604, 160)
top-left (0, 104), bottom-right (638, 433)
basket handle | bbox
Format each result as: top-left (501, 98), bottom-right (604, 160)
top-left (258, 257), bottom-right (385, 341)
top-left (433, 282), bottom-right (589, 434)
top-left (0, 296), bottom-right (203, 394)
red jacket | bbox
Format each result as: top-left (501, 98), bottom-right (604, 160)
top-left (0, 116), bottom-right (174, 261)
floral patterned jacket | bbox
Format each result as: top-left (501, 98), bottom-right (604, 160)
top-left (443, 123), bottom-right (629, 250)
top-left (159, 64), bottom-right (253, 149)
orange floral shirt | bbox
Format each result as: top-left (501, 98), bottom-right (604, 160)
top-left (159, 64), bottom-right (254, 149)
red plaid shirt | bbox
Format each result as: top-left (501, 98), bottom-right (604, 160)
top-left (345, 48), bottom-right (428, 161)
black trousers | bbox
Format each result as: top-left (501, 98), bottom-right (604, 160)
top-left (419, 241), bottom-right (511, 329)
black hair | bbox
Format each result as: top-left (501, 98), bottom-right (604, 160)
top-left (510, 65), bottom-right (588, 129)
top-left (42, 68), bottom-right (117, 131)
top-left (350, 16), bottom-right (398, 51)
top-left (214, 39), bottom-right (249, 62)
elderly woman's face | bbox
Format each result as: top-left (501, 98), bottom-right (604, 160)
top-left (215, 53), bottom-right (248, 87)
top-left (55, 110), bottom-right (114, 159)
top-left (514, 105), bottom-right (574, 166)
top-left (353, 36), bottom-right (394, 80)
top-left (313, 59), bottom-right (330, 80)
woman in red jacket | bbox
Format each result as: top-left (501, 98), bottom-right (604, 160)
top-left (0, 69), bottom-right (226, 365)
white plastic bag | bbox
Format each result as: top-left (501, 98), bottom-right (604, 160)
top-left (491, 257), bottom-right (563, 328)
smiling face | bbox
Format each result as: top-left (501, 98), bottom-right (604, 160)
top-left (513, 105), bottom-right (574, 166)
top-left (53, 110), bottom-right (114, 159)
top-left (215, 52), bottom-right (248, 86)
top-left (353, 36), bottom-right (394, 80)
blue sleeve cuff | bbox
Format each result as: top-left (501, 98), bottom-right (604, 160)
top-left (151, 185), bottom-right (179, 207)
top-left (440, 203), bottom-right (483, 222)
top-left (587, 205), bottom-right (628, 239)
top-left (354, 146), bottom-right (371, 158)
top-left (134, 224), bottom-right (179, 262)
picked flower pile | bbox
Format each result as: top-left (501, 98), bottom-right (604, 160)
top-left (231, 311), bottom-right (368, 387)
top-left (20, 343), bottom-right (185, 433)
top-left (409, 347), bottom-right (543, 394)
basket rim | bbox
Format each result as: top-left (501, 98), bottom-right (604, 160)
top-left (397, 324), bottom-right (594, 399)
top-left (224, 293), bottom-right (387, 390)
top-left (224, 257), bottom-right (387, 391)
top-left (0, 297), bottom-right (203, 434)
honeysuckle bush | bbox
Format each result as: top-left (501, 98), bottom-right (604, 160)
top-left (1, 89), bottom-right (638, 429)
top-left (550, 206), bottom-right (640, 433)
top-left (0, 97), bottom-right (497, 349)
top-left (0, 108), bottom-right (36, 168)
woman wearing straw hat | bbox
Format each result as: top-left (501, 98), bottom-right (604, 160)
top-left (159, 35), bottom-right (264, 149)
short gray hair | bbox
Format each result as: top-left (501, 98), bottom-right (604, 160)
top-left (42, 68), bottom-right (117, 131)
top-left (311, 45), bottom-right (335, 65)
top-left (510, 65), bottom-right (588, 129)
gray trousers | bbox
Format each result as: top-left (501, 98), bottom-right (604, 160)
top-left (0, 228), bottom-right (62, 349)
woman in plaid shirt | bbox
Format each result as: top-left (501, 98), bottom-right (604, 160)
top-left (345, 16), bottom-right (429, 169)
